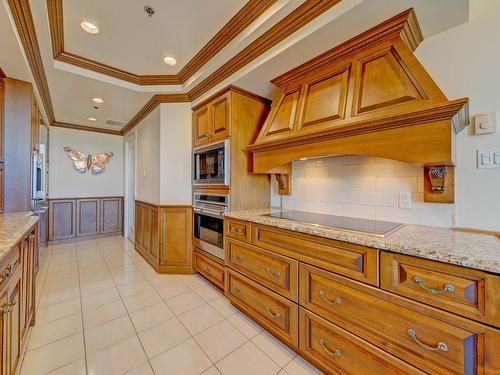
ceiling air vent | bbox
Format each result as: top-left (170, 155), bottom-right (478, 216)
top-left (106, 119), bottom-right (127, 127)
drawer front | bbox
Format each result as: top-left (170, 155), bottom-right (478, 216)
top-left (225, 238), bottom-right (298, 301)
top-left (252, 224), bottom-right (378, 286)
top-left (0, 244), bottom-right (20, 290)
top-left (194, 250), bottom-right (225, 290)
top-left (300, 309), bottom-right (426, 375)
top-left (226, 269), bottom-right (298, 347)
top-left (300, 263), bottom-right (500, 375)
top-left (225, 219), bottom-right (250, 243)
top-left (381, 251), bottom-right (500, 327)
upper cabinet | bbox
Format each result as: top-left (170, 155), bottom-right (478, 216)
top-left (193, 92), bottom-right (231, 147)
top-left (0, 77), bottom-right (5, 214)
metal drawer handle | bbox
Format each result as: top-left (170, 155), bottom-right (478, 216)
top-left (234, 254), bottom-right (244, 262)
top-left (266, 306), bottom-right (281, 319)
top-left (231, 227), bottom-right (244, 235)
top-left (265, 267), bottom-right (281, 279)
top-left (319, 339), bottom-right (342, 357)
top-left (1, 300), bottom-right (17, 314)
top-left (407, 329), bottom-right (448, 352)
top-left (232, 286), bottom-right (241, 295)
top-left (1, 264), bottom-right (13, 279)
top-left (319, 290), bottom-right (342, 305)
top-left (412, 276), bottom-right (455, 295)
top-left (203, 266), bottom-right (211, 274)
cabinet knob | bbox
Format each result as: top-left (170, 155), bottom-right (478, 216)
top-left (1, 264), bottom-right (13, 279)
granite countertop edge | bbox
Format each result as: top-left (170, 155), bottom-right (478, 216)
top-left (225, 209), bottom-right (500, 275)
top-left (0, 212), bottom-right (39, 262)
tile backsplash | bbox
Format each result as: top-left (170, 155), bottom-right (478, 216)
top-left (270, 156), bottom-right (454, 228)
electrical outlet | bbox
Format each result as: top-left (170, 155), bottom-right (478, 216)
top-left (399, 192), bottom-right (412, 209)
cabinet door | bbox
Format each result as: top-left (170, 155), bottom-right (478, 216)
top-left (193, 106), bottom-right (211, 147)
top-left (100, 198), bottom-right (123, 234)
top-left (3, 267), bottom-right (21, 375)
top-left (210, 94), bottom-right (230, 142)
top-left (48, 199), bottom-right (76, 240)
top-left (19, 238), bottom-right (28, 340)
top-left (77, 198), bottom-right (100, 237)
top-left (0, 78), bottom-right (4, 214)
top-left (0, 290), bottom-right (8, 375)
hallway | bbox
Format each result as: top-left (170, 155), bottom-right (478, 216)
top-left (19, 237), bottom-right (321, 375)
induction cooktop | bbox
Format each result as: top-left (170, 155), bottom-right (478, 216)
top-left (263, 211), bottom-right (403, 237)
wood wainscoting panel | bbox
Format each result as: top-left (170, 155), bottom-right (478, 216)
top-left (48, 199), bottom-right (76, 241)
top-left (76, 198), bottom-right (100, 237)
top-left (101, 197), bottom-right (123, 234)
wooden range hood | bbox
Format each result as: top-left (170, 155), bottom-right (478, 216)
top-left (248, 9), bottom-right (468, 203)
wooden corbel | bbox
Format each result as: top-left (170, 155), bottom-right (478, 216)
top-left (423, 166), bottom-right (454, 203)
top-left (274, 174), bottom-right (291, 195)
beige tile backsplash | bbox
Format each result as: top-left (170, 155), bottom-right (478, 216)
top-left (270, 156), bottom-right (454, 228)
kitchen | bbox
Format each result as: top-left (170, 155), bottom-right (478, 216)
top-left (0, 0), bottom-right (499, 374)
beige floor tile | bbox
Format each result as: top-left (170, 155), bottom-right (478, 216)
top-left (195, 284), bottom-right (224, 302)
top-left (38, 286), bottom-right (80, 307)
top-left (20, 333), bottom-right (84, 375)
top-left (85, 315), bottom-right (136, 354)
top-left (209, 296), bottom-right (239, 318)
top-left (46, 358), bottom-right (86, 375)
top-left (150, 338), bottom-right (212, 375)
top-left (117, 279), bottom-right (153, 298)
top-left (112, 270), bottom-right (145, 286)
top-left (79, 270), bottom-right (112, 285)
top-left (124, 361), bottom-right (154, 375)
top-left (42, 277), bottom-right (79, 293)
top-left (180, 274), bottom-right (211, 289)
top-left (283, 356), bottom-right (324, 375)
top-left (166, 290), bottom-right (206, 315)
top-left (83, 300), bottom-right (127, 329)
top-left (215, 341), bottom-right (280, 375)
top-left (28, 313), bottom-right (82, 350)
top-left (155, 280), bottom-right (191, 300)
top-left (129, 302), bottom-right (175, 332)
top-left (227, 311), bottom-right (264, 339)
top-left (82, 287), bottom-right (121, 310)
top-left (87, 335), bottom-right (148, 375)
top-left (202, 366), bottom-right (223, 375)
top-left (252, 331), bottom-right (296, 367)
top-left (80, 277), bottom-right (116, 297)
top-left (194, 320), bottom-right (248, 362)
top-left (36, 298), bottom-right (81, 325)
top-left (138, 317), bottom-right (190, 359)
top-left (122, 288), bottom-right (161, 313)
top-left (147, 273), bottom-right (181, 288)
top-left (179, 304), bottom-right (224, 335)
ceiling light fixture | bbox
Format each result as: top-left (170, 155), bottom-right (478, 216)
top-left (80, 21), bottom-right (99, 34)
top-left (87, 117), bottom-right (97, 121)
top-left (92, 97), bottom-right (104, 104)
top-left (163, 56), bottom-right (177, 66)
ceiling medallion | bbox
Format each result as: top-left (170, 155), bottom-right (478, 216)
top-left (144, 5), bottom-right (155, 17)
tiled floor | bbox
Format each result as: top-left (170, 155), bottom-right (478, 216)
top-left (19, 236), bottom-right (324, 375)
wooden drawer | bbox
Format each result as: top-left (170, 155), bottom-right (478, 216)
top-left (0, 243), bottom-right (20, 291)
top-left (300, 263), bottom-right (500, 375)
top-left (226, 268), bottom-right (298, 347)
top-left (225, 238), bottom-right (298, 301)
top-left (381, 251), bottom-right (500, 328)
top-left (225, 218), bottom-right (250, 243)
top-left (300, 308), bottom-right (426, 375)
top-left (193, 250), bottom-right (225, 290)
top-left (252, 224), bottom-right (378, 286)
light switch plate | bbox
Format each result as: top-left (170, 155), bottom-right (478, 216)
top-left (475, 112), bottom-right (497, 134)
top-left (399, 192), bottom-right (412, 209)
top-left (477, 149), bottom-right (500, 169)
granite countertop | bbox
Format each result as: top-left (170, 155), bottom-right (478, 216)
top-left (0, 212), bottom-right (39, 262)
top-left (225, 208), bottom-right (500, 274)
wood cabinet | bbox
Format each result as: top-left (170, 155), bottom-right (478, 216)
top-left (1, 224), bottom-right (37, 375)
top-left (192, 93), bottom-right (230, 148)
top-left (0, 77), bottom-right (4, 214)
top-left (49, 197), bottom-right (123, 241)
top-left (135, 201), bottom-right (192, 274)
top-left (224, 219), bottom-right (500, 375)
top-left (193, 249), bottom-right (225, 290)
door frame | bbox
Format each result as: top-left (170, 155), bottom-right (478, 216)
top-left (124, 131), bottom-right (136, 242)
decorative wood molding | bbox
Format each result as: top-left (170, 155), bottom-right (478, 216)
top-left (46, 0), bottom-right (278, 86)
top-left (52, 121), bottom-right (122, 136)
top-left (191, 84), bottom-right (271, 111)
top-left (187, 0), bottom-right (342, 100)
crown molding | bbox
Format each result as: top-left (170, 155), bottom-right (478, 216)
top-left (7, 0), bottom-right (55, 123)
top-left (52, 121), bottom-right (122, 135)
top-left (46, 0), bottom-right (278, 86)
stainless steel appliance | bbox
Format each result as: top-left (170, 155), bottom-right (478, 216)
top-left (193, 193), bottom-right (229, 260)
top-left (32, 144), bottom-right (46, 200)
top-left (193, 140), bottom-right (229, 185)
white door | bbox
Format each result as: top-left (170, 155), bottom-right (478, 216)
top-left (124, 134), bottom-right (136, 242)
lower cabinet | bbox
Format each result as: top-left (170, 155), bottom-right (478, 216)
top-left (193, 249), bottom-right (225, 290)
top-left (1, 225), bottom-right (37, 375)
top-left (135, 201), bottom-right (192, 274)
top-left (48, 197), bottom-right (123, 241)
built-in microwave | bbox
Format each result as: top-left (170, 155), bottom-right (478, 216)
top-left (193, 140), bottom-right (229, 185)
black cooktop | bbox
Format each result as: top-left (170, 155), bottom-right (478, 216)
top-left (264, 211), bottom-right (402, 237)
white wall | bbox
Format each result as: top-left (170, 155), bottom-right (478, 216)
top-left (159, 103), bottom-right (192, 205)
top-left (135, 108), bottom-right (161, 205)
top-left (48, 127), bottom-right (124, 198)
top-left (415, 0), bottom-right (500, 231)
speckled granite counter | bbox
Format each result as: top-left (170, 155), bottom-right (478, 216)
top-left (225, 209), bottom-right (500, 274)
top-left (0, 212), bottom-right (38, 261)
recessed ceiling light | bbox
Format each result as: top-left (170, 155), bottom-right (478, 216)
top-left (163, 56), bottom-right (176, 66)
top-left (92, 97), bottom-right (104, 104)
top-left (80, 21), bottom-right (99, 34)
top-left (87, 117), bottom-right (97, 121)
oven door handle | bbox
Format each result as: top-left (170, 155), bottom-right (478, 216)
top-left (193, 207), bottom-right (224, 219)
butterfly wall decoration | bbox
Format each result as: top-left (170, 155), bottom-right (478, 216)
top-left (63, 147), bottom-right (114, 175)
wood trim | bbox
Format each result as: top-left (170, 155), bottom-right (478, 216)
top-left (187, 0), bottom-right (342, 100)
top-left (7, 0), bottom-right (55, 124)
top-left (52, 121), bottom-right (122, 136)
top-left (191, 85), bottom-right (271, 111)
top-left (46, 0), bottom-right (278, 86)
